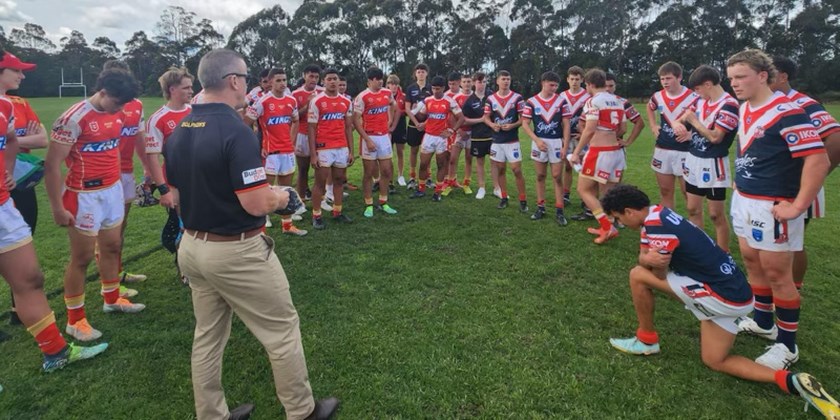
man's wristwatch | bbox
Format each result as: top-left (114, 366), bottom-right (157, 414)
top-left (158, 184), bottom-right (171, 195)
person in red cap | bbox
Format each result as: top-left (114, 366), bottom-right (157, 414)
top-left (0, 50), bottom-right (109, 371)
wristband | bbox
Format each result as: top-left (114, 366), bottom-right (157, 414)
top-left (158, 184), bottom-right (171, 195)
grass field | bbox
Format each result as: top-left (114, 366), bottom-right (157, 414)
top-left (0, 97), bottom-right (838, 419)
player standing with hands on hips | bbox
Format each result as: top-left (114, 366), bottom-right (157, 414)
top-left (163, 49), bottom-right (339, 420)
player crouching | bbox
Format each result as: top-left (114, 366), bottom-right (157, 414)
top-left (602, 184), bottom-right (839, 419)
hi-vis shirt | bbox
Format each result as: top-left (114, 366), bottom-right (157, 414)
top-left (648, 87), bottom-right (700, 151)
top-left (734, 92), bottom-right (824, 200)
top-left (52, 100), bottom-right (124, 191)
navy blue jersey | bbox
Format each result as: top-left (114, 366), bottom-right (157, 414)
top-left (641, 206), bottom-right (751, 303)
top-left (687, 92), bottom-right (739, 158)
top-left (648, 87), bottom-right (700, 151)
top-left (405, 82), bottom-right (432, 127)
top-left (463, 93), bottom-right (492, 139)
top-left (559, 89), bottom-right (590, 135)
top-left (735, 92), bottom-right (825, 200)
top-left (522, 93), bottom-right (570, 139)
top-left (484, 91), bottom-right (525, 144)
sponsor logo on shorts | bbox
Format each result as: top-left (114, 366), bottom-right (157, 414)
top-left (531, 149), bottom-right (540, 158)
top-left (702, 170), bottom-right (711, 183)
top-left (242, 167), bottom-right (267, 185)
top-left (597, 170), bottom-right (610, 179)
top-left (79, 213), bottom-right (95, 230)
top-left (651, 158), bottom-right (662, 169)
top-left (752, 228), bottom-right (763, 242)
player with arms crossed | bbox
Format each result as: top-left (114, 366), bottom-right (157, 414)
top-left (726, 50), bottom-right (830, 370)
top-left (770, 56), bottom-right (840, 293)
top-left (308, 68), bottom-right (354, 229)
top-left (646, 61), bottom-right (699, 209)
top-left (484, 70), bottom-right (528, 211)
top-left (45, 69), bottom-right (146, 343)
top-left (245, 68), bottom-right (308, 236)
top-left (677, 65), bottom-right (739, 252)
top-left (411, 76), bottom-right (464, 202)
top-left (521, 71), bottom-right (570, 225)
top-left (602, 184), bottom-right (840, 419)
top-left (569, 69), bottom-right (626, 244)
top-left (354, 66), bottom-right (398, 217)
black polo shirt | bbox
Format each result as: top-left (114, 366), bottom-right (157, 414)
top-left (462, 93), bottom-right (492, 140)
top-left (405, 82), bottom-right (432, 127)
top-left (164, 103), bottom-right (267, 235)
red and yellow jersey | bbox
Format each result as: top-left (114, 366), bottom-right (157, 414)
top-left (7, 95), bottom-right (39, 153)
top-left (51, 100), bottom-right (124, 191)
top-left (307, 92), bottom-right (352, 150)
top-left (583, 91), bottom-right (625, 132)
top-left (0, 97), bottom-right (15, 204)
top-left (118, 99), bottom-right (144, 173)
top-left (423, 95), bottom-right (461, 136)
top-left (354, 88), bottom-right (394, 135)
top-left (246, 92), bottom-right (299, 154)
top-left (145, 105), bottom-right (191, 155)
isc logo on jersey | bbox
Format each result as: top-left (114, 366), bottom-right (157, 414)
top-left (322, 112), bottom-right (345, 121)
top-left (241, 167), bottom-right (266, 185)
top-left (267, 116), bottom-right (292, 125)
top-left (366, 106), bottom-right (389, 115)
top-left (121, 126), bottom-right (140, 137)
top-left (80, 138), bottom-right (120, 152)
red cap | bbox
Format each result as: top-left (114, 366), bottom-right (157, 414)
top-left (0, 52), bottom-right (36, 71)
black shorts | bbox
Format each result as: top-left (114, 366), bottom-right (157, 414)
top-left (685, 181), bottom-right (726, 201)
top-left (9, 187), bottom-right (38, 234)
top-left (470, 139), bottom-right (492, 157)
top-left (391, 116), bottom-right (407, 144)
top-left (406, 125), bottom-right (423, 147)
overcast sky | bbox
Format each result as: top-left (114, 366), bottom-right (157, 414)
top-left (0, 0), bottom-right (303, 48)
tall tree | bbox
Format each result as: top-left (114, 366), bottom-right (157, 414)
top-left (10, 23), bottom-right (56, 51)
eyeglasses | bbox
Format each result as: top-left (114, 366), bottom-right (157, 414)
top-left (223, 72), bottom-right (248, 81)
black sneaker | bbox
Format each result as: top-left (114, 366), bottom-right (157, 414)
top-left (406, 178), bottom-right (417, 190)
top-left (372, 183), bottom-right (380, 192)
top-left (432, 193), bottom-right (442, 202)
top-left (497, 197), bottom-right (509, 209)
top-left (304, 397), bottom-right (340, 420)
top-left (556, 209), bottom-right (568, 226)
top-left (530, 207), bottom-right (546, 220)
top-left (519, 200), bottom-right (529, 213)
top-left (425, 179), bottom-right (434, 189)
top-left (229, 403), bottom-right (255, 420)
top-left (563, 193), bottom-right (571, 206)
top-left (312, 217), bottom-right (326, 230)
top-left (389, 183), bottom-right (397, 194)
top-left (304, 188), bottom-right (312, 201)
top-left (410, 190), bottom-right (426, 199)
top-left (570, 211), bottom-right (594, 221)
top-left (333, 213), bottom-right (353, 224)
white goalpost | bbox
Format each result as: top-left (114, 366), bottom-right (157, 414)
top-left (59, 68), bottom-right (87, 98)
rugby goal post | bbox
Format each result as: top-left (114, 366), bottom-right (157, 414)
top-left (59, 68), bottom-right (87, 98)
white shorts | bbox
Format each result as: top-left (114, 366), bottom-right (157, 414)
top-left (421, 134), bottom-right (448, 155)
top-left (683, 154), bottom-right (731, 189)
top-left (316, 147), bottom-right (350, 168)
top-left (0, 199), bottom-right (33, 254)
top-left (580, 145), bottom-right (626, 184)
top-left (667, 272), bottom-right (753, 334)
top-left (62, 182), bottom-right (125, 235)
top-left (530, 138), bottom-right (564, 164)
top-left (806, 187), bottom-right (826, 219)
top-left (651, 148), bottom-right (687, 176)
top-left (453, 132), bottom-right (471, 150)
top-left (731, 190), bottom-right (805, 252)
top-left (490, 142), bottom-right (522, 163)
top-left (121, 172), bottom-right (136, 202)
top-left (265, 152), bottom-right (296, 176)
top-left (361, 134), bottom-right (393, 160)
top-left (294, 133), bottom-right (310, 157)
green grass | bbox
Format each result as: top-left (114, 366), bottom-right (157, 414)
top-left (0, 97), bottom-right (838, 419)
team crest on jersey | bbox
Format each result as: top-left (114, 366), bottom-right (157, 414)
top-left (89, 121), bottom-right (99, 132)
top-left (669, 100), bottom-right (675, 107)
top-left (269, 103), bottom-right (275, 111)
top-left (754, 126), bottom-right (765, 138)
top-left (167, 120), bottom-right (177, 130)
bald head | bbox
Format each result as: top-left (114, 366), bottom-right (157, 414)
top-left (198, 49), bottom-right (247, 92)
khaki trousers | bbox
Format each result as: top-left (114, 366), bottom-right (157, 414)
top-left (179, 233), bottom-right (315, 420)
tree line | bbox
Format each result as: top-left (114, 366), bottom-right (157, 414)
top-left (1, 0), bottom-right (838, 100)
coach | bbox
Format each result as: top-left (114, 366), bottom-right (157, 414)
top-left (163, 48), bottom-right (338, 420)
